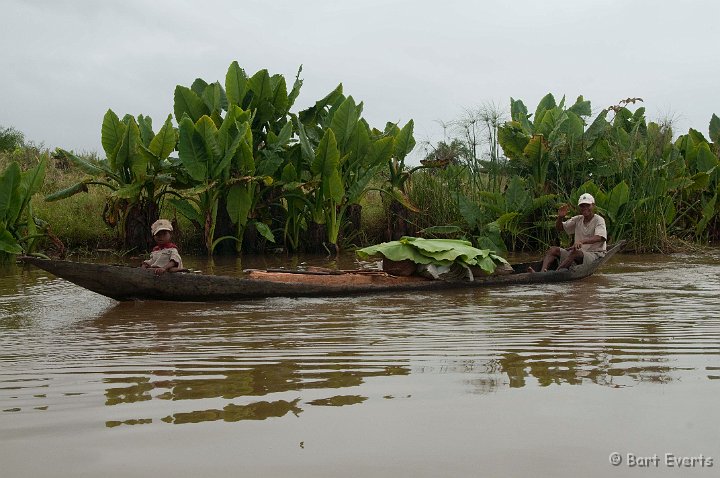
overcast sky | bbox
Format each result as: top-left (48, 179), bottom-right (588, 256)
top-left (2, 0), bottom-right (719, 160)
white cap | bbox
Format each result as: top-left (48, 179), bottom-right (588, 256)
top-left (151, 219), bottom-right (173, 236)
top-left (578, 193), bottom-right (595, 205)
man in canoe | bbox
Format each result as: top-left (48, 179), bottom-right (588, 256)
top-left (141, 219), bottom-right (184, 275)
top-left (530, 193), bottom-right (607, 273)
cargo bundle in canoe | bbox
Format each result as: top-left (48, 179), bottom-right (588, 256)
top-left (19, 241), bottom-right (624, 302)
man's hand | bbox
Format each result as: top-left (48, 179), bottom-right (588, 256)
top-left (154, 267), bottom-right (167, 275)
top-left (558, 204), bottom-right (569, 218)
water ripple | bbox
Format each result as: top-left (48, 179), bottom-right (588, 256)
top-left (1, 253), bottom-right (720, 425)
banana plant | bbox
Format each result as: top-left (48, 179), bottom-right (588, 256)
top-left (456, 175), bottom-right (556, 252)
top-left (0, 156), bottom-right (47, 260)
top-left (171, 62), bottom-right (300, 253)
top-left (673, 124), bottom-right (720, 240)
top-left (286, 94), bottom-right (398, 252)
top-left (498, 94), bottom-right (595, 193)
top-left (46, 110), bottom-right (177, 251)
top-left (169, 106), bottom-right (256, 254)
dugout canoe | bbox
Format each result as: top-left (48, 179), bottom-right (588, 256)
top-left (19, 241), bottom-right (625, 302)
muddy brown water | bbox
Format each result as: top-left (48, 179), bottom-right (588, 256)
top-left (1, 252), bottom-right (719, 477)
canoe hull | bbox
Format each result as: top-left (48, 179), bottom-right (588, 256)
top-left (19, 242), bottom-right (624, 302)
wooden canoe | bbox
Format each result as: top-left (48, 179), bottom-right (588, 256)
top-left (19, 241), bottom-right (625, 302)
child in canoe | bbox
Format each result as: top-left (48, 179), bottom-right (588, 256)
top-left (141, 219), bottom-right (184, 275)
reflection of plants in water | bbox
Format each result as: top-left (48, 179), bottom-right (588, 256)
top-left (495, 340), bottom-right (676, 389)
top-left (162, 399), bottom-right (303, 425)
top-left (307, 395), bottom-right (367, 407)
top-left (103, 361), bottom-right (408, 426)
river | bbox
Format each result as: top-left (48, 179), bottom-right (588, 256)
top-left (1, 251), bottom-right (719, 477)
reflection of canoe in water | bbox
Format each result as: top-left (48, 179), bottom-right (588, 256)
top-left (20, 241), bottom-right (624, 302)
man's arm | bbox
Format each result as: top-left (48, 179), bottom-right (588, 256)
top-left (573, 235), bottom-right (606, 249)
top-left (555, 205), bottom-right (569, 232)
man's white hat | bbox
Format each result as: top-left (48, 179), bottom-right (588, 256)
top-left (578, 193), bottom-right (595, 205)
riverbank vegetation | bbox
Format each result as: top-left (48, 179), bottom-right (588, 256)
top-left (2, 62), bottom-right (719, 262)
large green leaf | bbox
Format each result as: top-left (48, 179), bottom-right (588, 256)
top-left (174, 85), bottom-right (209, 123)
top-left (523, 135), bottom-right (550, 185)
top-left (510, 98), bottom-right (532, 132)
top-left (393, 120), bottom-right (415, 160)
top-left (280, 163), bottom-right (298, 183)
top-left (195, 115), bottom-right (221, 164)
top-left (178, 116), bottom-right (209, 181)
top-left (357, 237), bottom-right (500, 271)
top-left (605, 180), bottom-right (630, 222)
top-left (225, 61), bottom-right (248, 107)
top-left (267, 120), bottom-right (293, 152)
top-left (118, 117), bottom-right (147, 181)
top-left (0, 162), bottom-right (20, 221)
top-left (23, 203), bottom-right (39, 253)
top-left (112, 182), bottom-right (144, 199)
top-left (234, 121), bottom-right (254, 175)
top-left (57, 148), bottom-right (110, 177)
top-left (710, 113), bottom-right (720, 144)
top-left (295, 117), bottom-right (315, 163)
top-left (688, 128), bottom-right (709, 145)
top-left (287, 65), bottom-right (303, 111)
top-left (568, 95), bottom-right (592, 117)
top-left (299, 83), bottom-right (342, 126)
top-left (101, 109), bottom-right (126, 165)
top-left (312, 129), bottom-right (343, 202)
top-left (191, 78), bottom-right (209, 96)
top-left (218, 105), bottom-right (245, 151)
top-left (330, 96), bottom-right (361, 152)
top-left (213, 123), bottom-right (244, 178)
top-left (497, 122), bottom-right (530, 160)
top-left (148, 115), bottom-right (176, 160)
top-left (584, 109), bottom-right (609, 146)
top-left (505, 176), bottom-right (531, 212)
top-left (44, 181), bottom-right (90, 202)
top-left (495, 212), bottom-right (521, 231)
top-left (563, 111), bottom-right (584, 139)
top-left (248, 69), bottom-right (272, 106)
top-left (687, 171), bottom-right (710, 192)
top-left (457, 194), bottom-right (483, 229)
top-left (346, 120), bottom-right (371, 167)
top-left (0, 226), bottom-right (22, 255)
top-left (696, 142), bottom-right (718, 172)
top-left (114, 116), bottom-right (138, 179)
top-left (366, 135), bottom-right (393, 168)
top-left (137, 114), bottom-right (154, 147)
top-left (536, 107), bottom-right (566, 138)
top-left (312, 128), bottom-right (339, 176)
top-left (663, 197), bottom-right (676, 224)
top-left (270, 74), bottom-right (289, 115)
top-left (696, 193), bottom-right (717, 235)
top-left (346, 165), bottom-right (380, 204)
top-left (533, 93), bottom-right (557, 130)
top-left (202, 81), bottom-right (227, 117)
top-left (476, 222), bottom-right (507, 255)
top-left (388, 187), bottom-right (420, 213)
top-left (356, 241), bottom-right (434, 264)
top-left (256, 150), bottom-right (284, 177)
top-left (168, 198), bottom-right (203, 224)
top-left (18, 156), bottom-right (46, 208)
top-left (226, 183), bottom-right (253, 227)
top-left (253, 220), bottom-right (276, 243)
